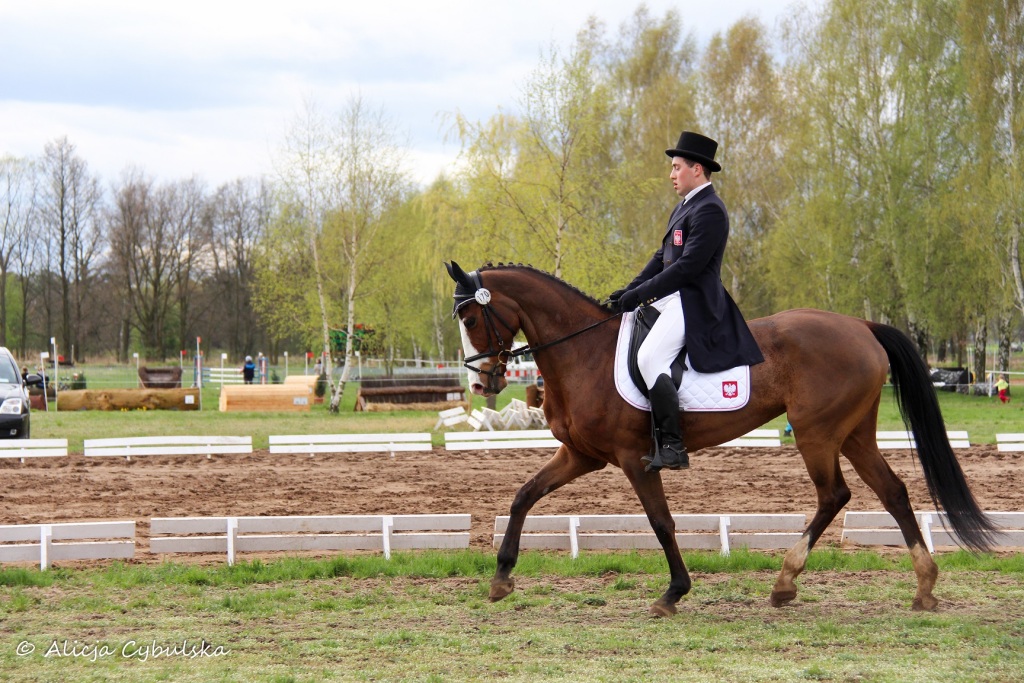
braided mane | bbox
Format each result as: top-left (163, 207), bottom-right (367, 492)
top-left (478, 262), bottom-right (606, 308)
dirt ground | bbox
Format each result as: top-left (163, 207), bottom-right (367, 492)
top-left (1, 444), bottom-right (1021, 561)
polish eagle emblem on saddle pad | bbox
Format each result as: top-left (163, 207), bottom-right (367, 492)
top-left (613, 311), bottom-right (751, 412)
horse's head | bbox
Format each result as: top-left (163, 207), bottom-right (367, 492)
top-left (445, 261), bottom-right (523, 396)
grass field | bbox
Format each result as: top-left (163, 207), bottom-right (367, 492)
top-left (30, 377), bottom-right (1024, 453)
top-left (1, 550), bottom-right (1023, 682)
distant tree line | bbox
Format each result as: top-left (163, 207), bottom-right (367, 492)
top-left (0, 138), bottom-right (276, 363)
top-left (2, 1), bottom-right (1021, 387)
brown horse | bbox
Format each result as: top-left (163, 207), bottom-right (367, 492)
top-left (445, 261), bottom-right (996, 617)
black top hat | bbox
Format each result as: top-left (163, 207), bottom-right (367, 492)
top-left (665, 131), bottom-right (721, 173)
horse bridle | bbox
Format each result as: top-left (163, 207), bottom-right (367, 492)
top-left (453, 270), bottom-right (622, 389)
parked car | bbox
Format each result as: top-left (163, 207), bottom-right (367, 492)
top-left (0, 347), bottom-right (42, 438)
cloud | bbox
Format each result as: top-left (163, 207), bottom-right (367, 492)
top-left (0, 0), bottom-right (812, 186)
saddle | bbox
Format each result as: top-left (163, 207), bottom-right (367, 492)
top-left (626, 305), bottom-right (688, 398)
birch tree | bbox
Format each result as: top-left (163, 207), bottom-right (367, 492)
top-left (325, 97), bottom-right (409, 412)
top-left (274, 99), bottom-right (338, 381)
top-left (271, 97), bottom-right (408, 411)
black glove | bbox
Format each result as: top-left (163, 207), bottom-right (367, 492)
top-left (616, 288), bottom-right (641, 313)
top-left (606, 288), bottom-right (627, 307)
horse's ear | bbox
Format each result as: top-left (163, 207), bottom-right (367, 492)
top-left (445, 261), bottom-right (471, 287)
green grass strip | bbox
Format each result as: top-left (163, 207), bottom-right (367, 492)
top-left (2, 547), bottom-right (1021, 589)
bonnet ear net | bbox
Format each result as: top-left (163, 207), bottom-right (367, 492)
top-left (446, 261), bottom-right (487, 318)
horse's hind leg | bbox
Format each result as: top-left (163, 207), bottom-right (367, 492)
top-left (490, 445), bottom-right (605, 602)
top-left (771, 438), bottom-right (851, 607)
top-left (841, 427), bottom-right (938, 611)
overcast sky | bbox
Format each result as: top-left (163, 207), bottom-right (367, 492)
top-left (1, 1), bottom-right (814, 188)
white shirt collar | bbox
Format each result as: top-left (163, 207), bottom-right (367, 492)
top-left (684, 181), bottom-right (712, 204)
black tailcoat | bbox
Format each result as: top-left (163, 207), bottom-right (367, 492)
top-left (626, 185), bottom-right (764, 373)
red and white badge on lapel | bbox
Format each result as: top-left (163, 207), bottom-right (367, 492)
top-left (673, 229), bottom-right (683, 246)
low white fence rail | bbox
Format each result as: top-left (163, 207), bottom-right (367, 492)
top-left (875, 430), bottom-right (970, 449)
top-left (494, 513), bottom-right (807, 558)
top-left (841, 511), bottom-right (1024, 552)
top-left (0, 438), bottom-right (68, 461)
top-left (996, 434), bottom-right (1024, 452)
top-left (150, 514), bottom-right (471, 564)
top-left (269, 433), bottom-right (432, 456)
top-left (718, 429), bottom-right (782, 448)
top-left (83, 436), bottom-right (253, 459)
top-left (445, 429), bottom-right (561, 451)
top-left (0, 521), bottom-right (135, 569)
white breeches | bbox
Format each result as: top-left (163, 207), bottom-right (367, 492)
top-left (637, 292), bottom-right (686, 389)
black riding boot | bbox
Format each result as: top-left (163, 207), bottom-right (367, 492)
top-left (642, 374), bottom-right (689, 473)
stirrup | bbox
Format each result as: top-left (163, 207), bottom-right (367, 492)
top-left (642, 445), bottom-right (689, 473)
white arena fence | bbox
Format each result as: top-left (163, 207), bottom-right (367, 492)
top-left (495, 513), bottom-right (807, 558)
top-left (0, 521), bottom-right (135, 569)
top-left (0, 439), bottom-right (68, 462)
top-left (4, 509), bottom-right (1024, 570)
top-left (150, 514), bottom-right (470, 564)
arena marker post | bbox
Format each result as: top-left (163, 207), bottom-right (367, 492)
top-left (568, 516), bottom-right (581, 559)
top-left (719, 516), bottom-right (732, 556)
top-left (382, 516), bottom-right (394, 559)
top-left (226, 517), bottom-right (238, 566)
top-left (40, 525), bottom-right (53, 570)
top-left (920, 513), bottom-right (935, 553)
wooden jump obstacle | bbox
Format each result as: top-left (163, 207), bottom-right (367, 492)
top-left (355, 375), bottom-right (466, 412)
top-left (219, 382), bottom-right (313, 412)
top-left (56, 388), bottom-right (200, 411)
top-left (138, 366), bottom-right (182, 388)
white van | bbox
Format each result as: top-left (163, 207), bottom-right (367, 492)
top-left (505, 341), bottom-right (539, 383)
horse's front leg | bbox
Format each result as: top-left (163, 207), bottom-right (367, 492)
top-left (491, 445), bottom-right (605, 601)
top-left (622, 458), bottom-right (691, 617)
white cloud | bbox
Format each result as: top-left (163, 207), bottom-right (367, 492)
top-left (0, 0), bottom-right (814, 187)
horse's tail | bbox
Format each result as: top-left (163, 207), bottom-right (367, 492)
top-left (868, 322), bottom-right (997, 553)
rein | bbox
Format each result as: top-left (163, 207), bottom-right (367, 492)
top-left (464, 286), bottom-right (622, 376)
top-left (458, 272), bottom-right (622, 377)
top-left (508, 310), bottom-right (623, 358)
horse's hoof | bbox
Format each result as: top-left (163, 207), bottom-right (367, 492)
top-left (648, 601), bottom-right (677, 618)
top-left (489, 578), bottom-right (515, 602)
top-left (770, 590), bottom-right (796, 607)
top-left (912, 596), bottom-right (938, 612)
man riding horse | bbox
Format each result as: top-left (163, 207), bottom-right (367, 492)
top-left (609, 131), bottom-right (764, 473)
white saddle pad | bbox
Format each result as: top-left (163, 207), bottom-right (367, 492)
top-left (614, 311), bottom-right (751, 412)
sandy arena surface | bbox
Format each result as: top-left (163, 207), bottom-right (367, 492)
top-left (1, 444), bottom-right (1021, 561)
